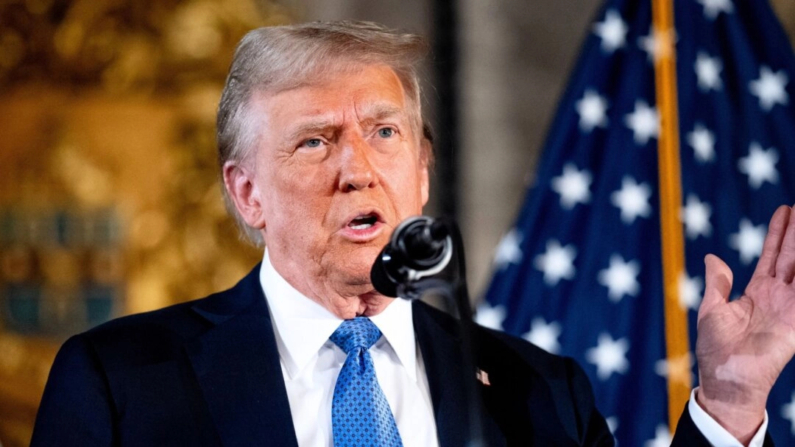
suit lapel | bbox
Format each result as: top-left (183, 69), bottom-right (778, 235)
top-left (184, 269), bottom-right (515, 447)
top-left (413, 302), bottom-right (506, 447)
top-left (186, 265), bottom-right (299, 447)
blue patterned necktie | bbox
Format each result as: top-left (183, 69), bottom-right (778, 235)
top-left (330, 317), bottom-right (404, 447)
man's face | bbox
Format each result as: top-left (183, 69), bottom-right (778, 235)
top-left (241, 64), bottom-right (429, 316)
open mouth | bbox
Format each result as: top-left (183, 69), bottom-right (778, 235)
top-left (347, 213), bottom-right (380, 230)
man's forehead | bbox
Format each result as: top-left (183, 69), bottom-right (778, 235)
top-left (251, 65), bottom-right (411, 123)
top-left (284, 102), bottom-right (407, 121)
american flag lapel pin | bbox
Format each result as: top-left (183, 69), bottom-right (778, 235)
top-left (476, 368), bottom-right (490, 386)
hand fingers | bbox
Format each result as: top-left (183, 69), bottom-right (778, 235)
top-left (774, 205), bottom-right (795, 283)
top-left (752, 205), bottom-right (791, 279)
top-left (700, 254), bottom-right (733, 318)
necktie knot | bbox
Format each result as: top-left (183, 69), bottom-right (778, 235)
top-left (330, 317), bottom-right (382, 354)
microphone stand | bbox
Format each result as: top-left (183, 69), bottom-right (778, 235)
top-left (393, 218), bottom-right (485, 447)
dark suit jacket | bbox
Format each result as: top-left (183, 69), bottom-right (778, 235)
top-left (30, 265), bottom-right (772, 446)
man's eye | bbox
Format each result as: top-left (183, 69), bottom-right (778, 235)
top-left (377, 128), bottom-right (395, 138)
top-left (303, 138), bottom-right (322, 148)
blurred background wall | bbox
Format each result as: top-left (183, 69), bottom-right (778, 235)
top-left (0, 0), bottom-right (793, 445)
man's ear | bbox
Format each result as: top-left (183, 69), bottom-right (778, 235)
top-left (223, 161), bottom-right (267, 230)
top-left (419, 138), bottom-right (431, 206)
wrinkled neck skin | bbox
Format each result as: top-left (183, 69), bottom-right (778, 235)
top-left (269, 247), bottom-right (394, 320)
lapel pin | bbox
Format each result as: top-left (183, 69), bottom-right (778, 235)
top-left (476, 368), bottom-right (491, 386)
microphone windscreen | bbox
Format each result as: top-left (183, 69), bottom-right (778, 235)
top-left (370, 254), bottom-right (398, 297)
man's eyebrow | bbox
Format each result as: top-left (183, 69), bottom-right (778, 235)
top-left (283, 119), bottom-right (338, 144)
top-left (282, 104), bottom-right (407, 144)
top-left (359, 104), bottom-right (405, 123)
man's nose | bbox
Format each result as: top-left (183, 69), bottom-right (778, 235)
top-left (338, 135), bottom-right (378, 192)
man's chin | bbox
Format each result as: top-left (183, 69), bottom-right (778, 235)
top-left (339, 246), bottom-right (382, 275)
top-left (356, 291), bottom-right (395, 317)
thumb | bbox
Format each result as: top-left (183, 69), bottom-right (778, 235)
top-left (700, 254), bottom-right (733, 315)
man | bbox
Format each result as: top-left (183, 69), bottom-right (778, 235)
top-left (31, 21), bottom-right (795, 446)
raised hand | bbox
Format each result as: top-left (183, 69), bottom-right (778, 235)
top-left (695, 205), bottom-right (795, 444)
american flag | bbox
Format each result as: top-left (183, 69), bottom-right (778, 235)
top-left (477, 0), bottom-right (795, 445)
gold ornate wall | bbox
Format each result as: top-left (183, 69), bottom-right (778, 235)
top-left (0, 0), bottom-right (290, 445)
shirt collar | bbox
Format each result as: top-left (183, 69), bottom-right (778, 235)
top-left (260, 250), bottom-right (417, 382)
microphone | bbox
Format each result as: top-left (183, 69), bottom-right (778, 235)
top-left (372, 216), bottom-right (484, 446)
top-left (370, 216), bottom-right (453, 298)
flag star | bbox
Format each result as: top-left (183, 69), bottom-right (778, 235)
top-left (624, 100), bottom-right (659, 145)
top-left (681, 194), bottom-right (712, 239)
top-left (781, 392), bottom-right (795, 435)
top-left (551, 164), bottom-right (592, 209)
top-left (494, 228), bottom-right (523, 270)
top-left (654, 352), bottom-right (695, 387)
top-left (730, 218), bottom-right (766, 265)
top-left (686, 123), bottom-right (716, 163)
top-left (645, 424), bottom-right (672, 447)
top-left (598, 254), bottom-right (641, 302)
top-left (679, 272), bottom-right (704, 311)
top-left (749, 66), bottom-right (789, 111)
top-left (605, 416), bottom-right (619, 438)
top-left (611, 176), bottom-right (652, 224)
top-left (638, 28), bottom-right (676, 63)
top-left (534, 239), bottom-right (577, 286)
top-left (586, 333), bottom-right (629, 380)
top-left (475, 303), bottom-right (506, 330)
top-left (575, 89), bottom-right (609, 132)
top-left (592, 9), bottom-right (628, 53)
top-left (697, 0), bottom-right (733, 20)
top-left (738, 142), bottom-right (779, 189)
top-left (522, 317), bottom-right (562, 354)
top-left (695, 52), bottom-right (723, 91)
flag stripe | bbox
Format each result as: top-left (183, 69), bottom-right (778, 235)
top-left (651, 0), bottom-right (691, 431)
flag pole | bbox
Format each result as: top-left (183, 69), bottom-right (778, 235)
top-left (651, 0), bottom-right (692, 432)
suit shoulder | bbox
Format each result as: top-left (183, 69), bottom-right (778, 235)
top-left (83, 265), bottom-right (262, 343)
top-left (67, 295), bottom-right (210, 370)
top-left (85, 293), bottom-right (209, 340)
top-left (472, 316), bottom-right (612, 445)
top-left (413, 301), bottom-right (610, 444)
top-left (77, 270), bottom-right (257, 368)
top-left (414, 301), bottom-right (579, 380)
top-left (478, 324), bottom-right (578, 377)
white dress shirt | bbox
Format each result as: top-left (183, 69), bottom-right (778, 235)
top-left (260, 250), bottom-right (439, 447)
top-left (260, 250), bottom-right (767, 446)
